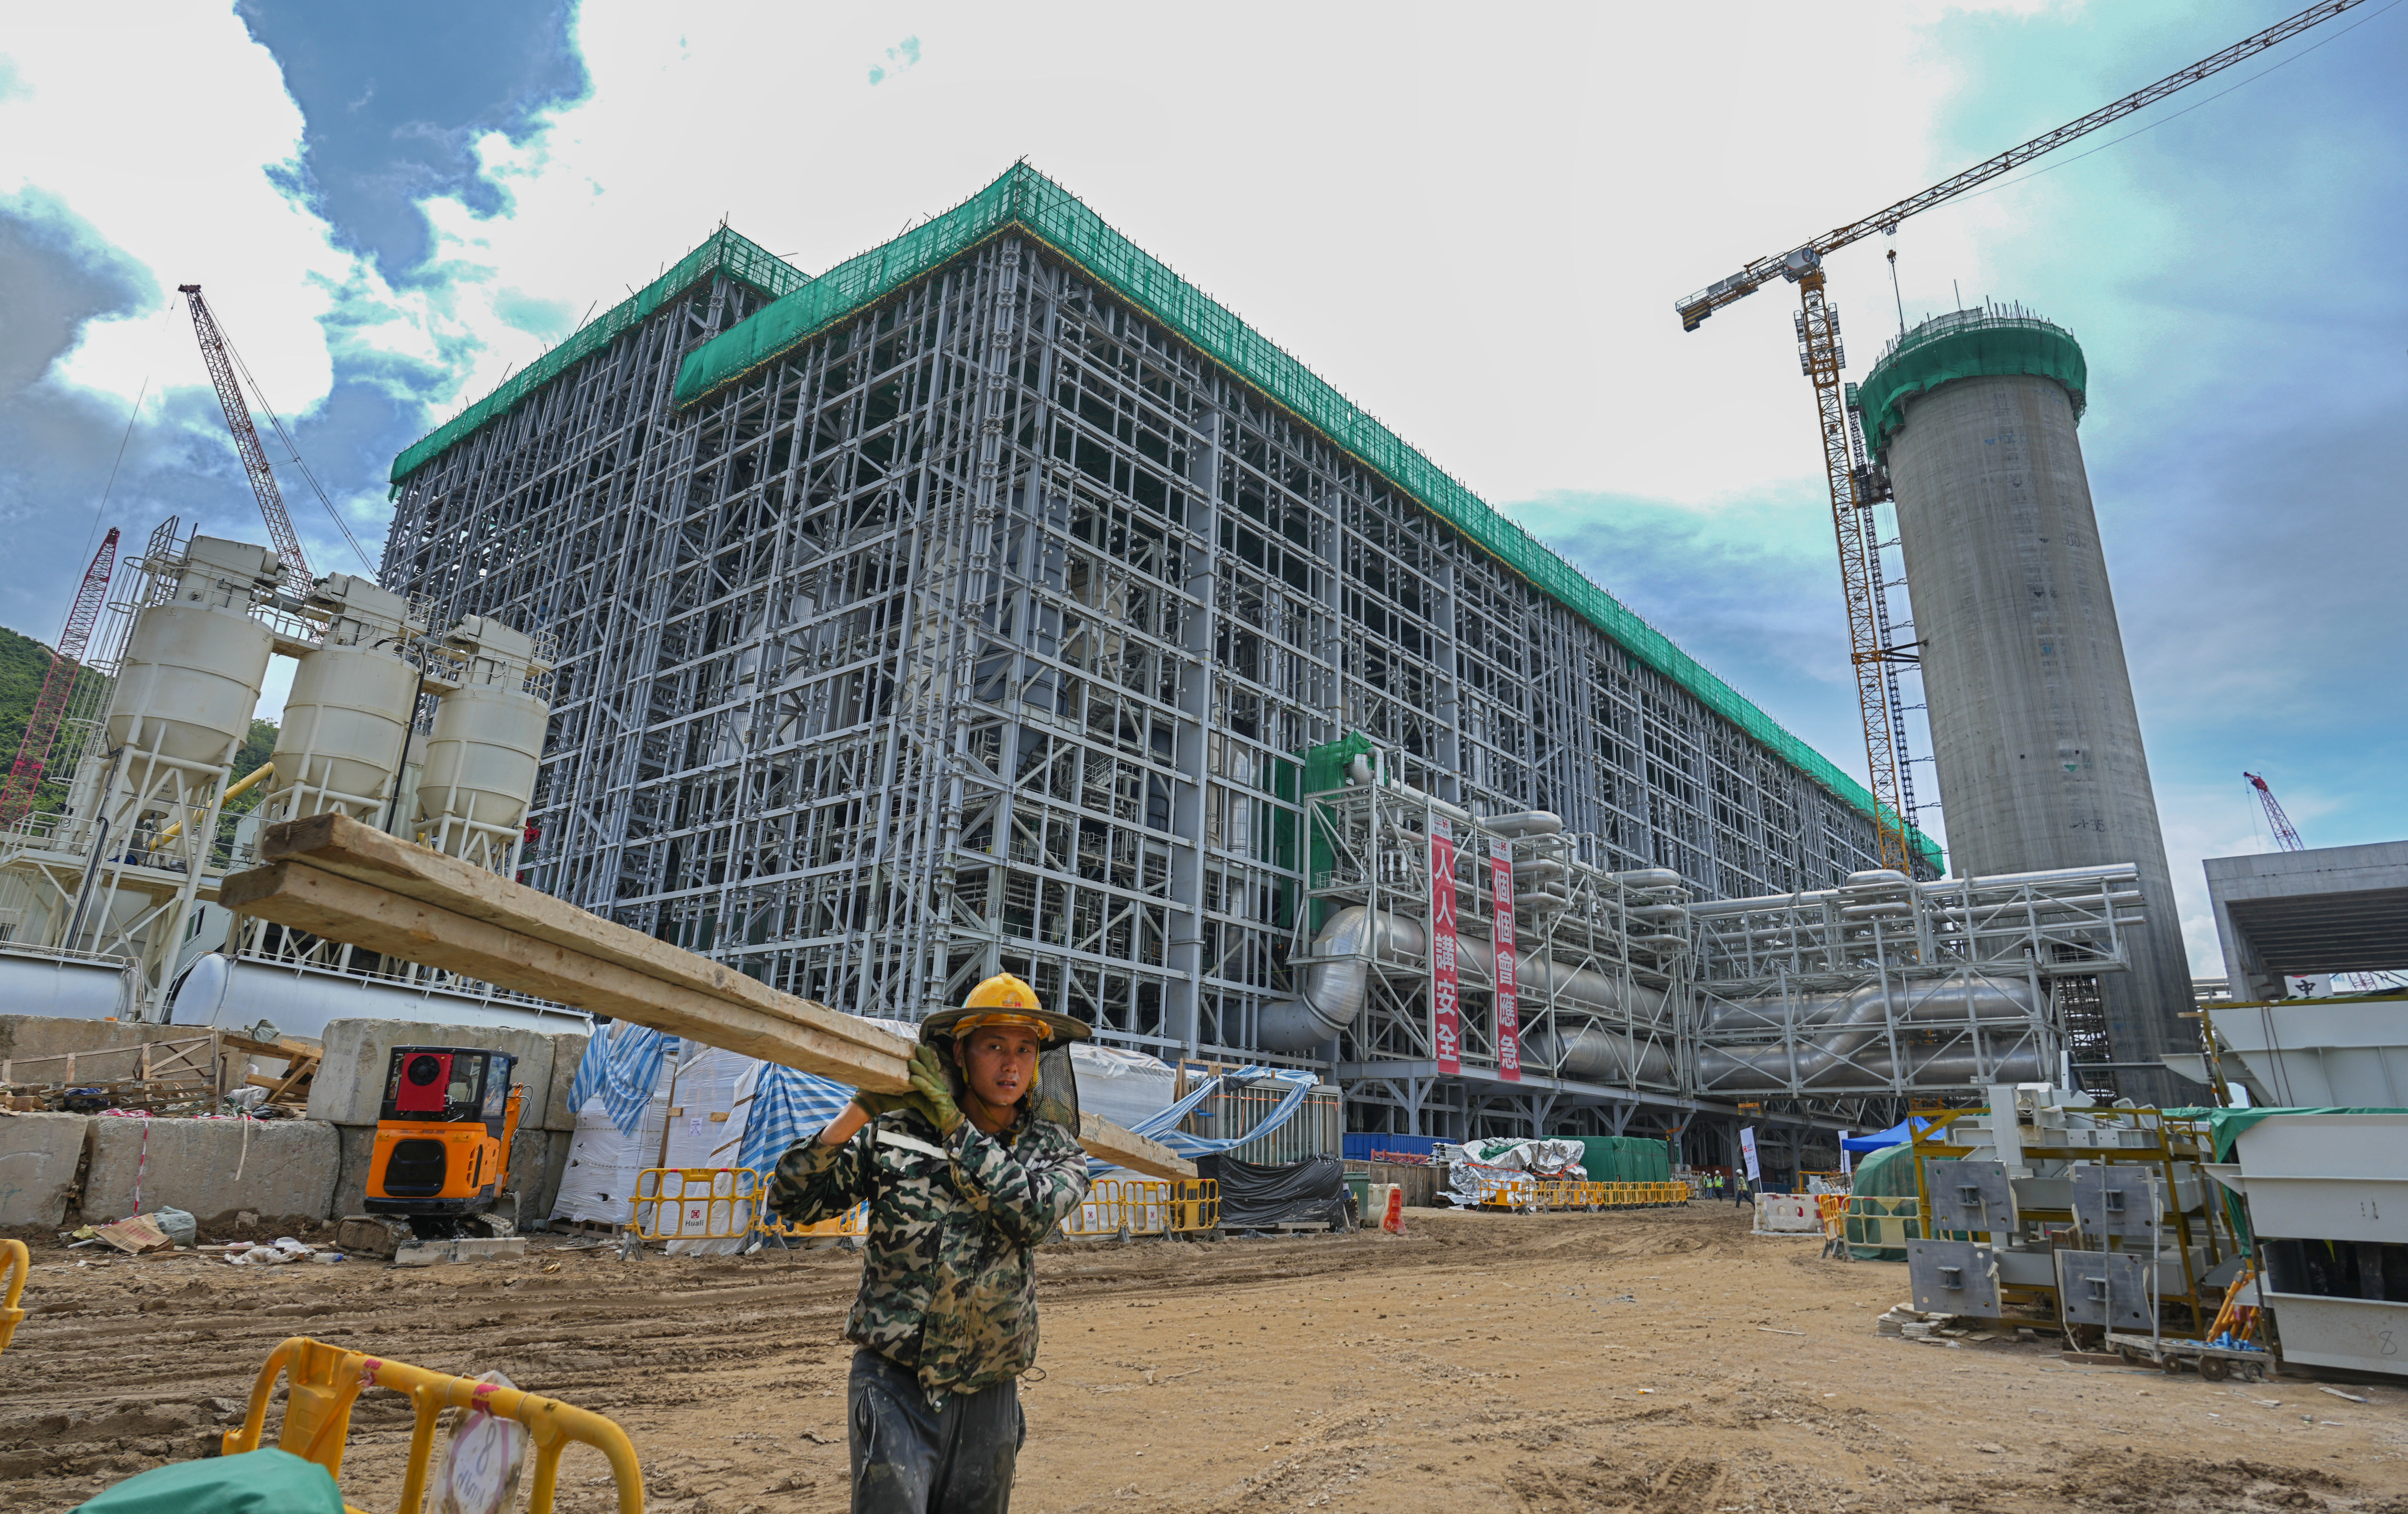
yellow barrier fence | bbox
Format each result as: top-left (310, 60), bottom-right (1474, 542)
top-left (1061, 1178), bottom-right (1223, 1238)
top-left (1841, 1194), bottom-right (1921, 1252)
top-left (222, 1335), bottom-right (644, 1513)
top-left (0, 1238), bottom-right (26, 1357)
top-left (1816, 1193), bottom-right (1851, 1238)
top-left (1479, 1178), bottom-right (1690, 1212)
top-left (631, 1167), bottom-right (762, 1241)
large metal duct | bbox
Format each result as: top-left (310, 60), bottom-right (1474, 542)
top-left (1859, 308), bottom-right (2190, 1105)
top-left (1257, 905), bottom-right (1669, 1062)
top-left (1694, 976), bottom-right (2043, 1091)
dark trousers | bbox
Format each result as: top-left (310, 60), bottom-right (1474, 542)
top-left (849, 1348), bottom-right (1023, 1514)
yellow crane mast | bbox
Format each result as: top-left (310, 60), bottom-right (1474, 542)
top-left (1671, 0), bottom-right (2367, 874)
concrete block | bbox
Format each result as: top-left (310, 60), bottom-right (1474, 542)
top-left (81, 1117), bottom-right (338, 1226)
top-left (0, 1112), bottom-right (91, 1227)
top-left (393, 1235), bottom-right (526, 1267)
top-left (543, 1031), bottom-right (589, 1132)
top-left (308, 1019), bottom-right (583, 1130)
top-left (0, 1014), bottom-right (222, 1086)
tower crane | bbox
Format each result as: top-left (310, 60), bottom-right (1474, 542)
top-left (179, 284), bottom-right (311, 585)
top-left (1672, 1), bottom-right (2367, 873)
top-left (0, 529), bottom-right (121, 828)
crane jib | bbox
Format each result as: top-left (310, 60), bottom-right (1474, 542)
top-left (1671, 0), bottom-right (2367, 325)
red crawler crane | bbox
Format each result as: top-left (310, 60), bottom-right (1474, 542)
top-left (2245, 770), bottom-right (2394, 992)
top-left (2243, 771), bottom-right (2305, 852)
top-left (0, 529), bottom-right (121, 827)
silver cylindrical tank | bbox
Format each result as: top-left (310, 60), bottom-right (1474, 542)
top-left (1860, 308), bottom-right (2192, 1106)
top-left (417, 683), bottom-right (546, 837)
top-left (416, 616), bottom-right (551, 862)
top-left (271, 576), bottom-right (422, 818)
top-left (105, 537), bottom-right (280, 765)
top-left (169, 952), bottom-right (590, 1038)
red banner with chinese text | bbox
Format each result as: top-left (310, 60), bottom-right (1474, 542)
top-left (1429, 819), bottom-right (1460, 1075)
top-left (1491, 836), bottom-right (1519, 1081)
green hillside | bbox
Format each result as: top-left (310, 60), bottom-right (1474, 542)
top-left (0, 623), bottom-right (276, 816)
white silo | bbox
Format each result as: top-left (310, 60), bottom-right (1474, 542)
top-left (416, 615), bottom-right (552, 871)
top-left (103, 535), bottom-right (280, 770)
top-left (60, 533), bottom-right (282, 1011)
top-left (1853, 306), bottom-right (2192, 1107)
top-left (266, 575), bottom-right (425, 825)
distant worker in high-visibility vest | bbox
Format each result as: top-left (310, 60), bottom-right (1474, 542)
top-left (766, 973), bottom-right (1093, 1514)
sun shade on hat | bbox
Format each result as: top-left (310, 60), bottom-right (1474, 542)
top-left (919, 973), bottom-right (1092, 1045)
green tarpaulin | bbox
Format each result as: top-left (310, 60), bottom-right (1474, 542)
top-left (75, 1449), bottom-right (343, 1514)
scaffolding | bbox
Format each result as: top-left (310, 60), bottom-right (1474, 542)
top-left (382, 169), bottom-right (1922, 1093)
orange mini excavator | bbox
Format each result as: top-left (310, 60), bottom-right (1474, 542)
top-left (335, 1046), bottom-right (525, 1262)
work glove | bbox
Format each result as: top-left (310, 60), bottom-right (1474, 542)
top-left (850, 1088), bottom-right (913, 1120)
top-left (907, 1044), bottom-right (965, 1135)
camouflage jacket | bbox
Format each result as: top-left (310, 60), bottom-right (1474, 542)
top-left (767, 1105), bottom-right (1090, 1398)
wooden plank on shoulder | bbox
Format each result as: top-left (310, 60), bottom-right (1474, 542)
top-left (221, 861), bottom-right (917, 1092)
top-left (1078, 1113), bottom-right (1196, 1180)
top-left (258, 814), bottom-right (892, 1058)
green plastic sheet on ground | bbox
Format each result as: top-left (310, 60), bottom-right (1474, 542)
top-left (2162, 1106), bottom-right (2408, 1256)
top-left (388, 226), bottom-right (809, 483)
top-left (1572, 1135), bottom-right (1672, 1183)
top-left (1851, 311), bottom-right (2087, 466)
top-left (670, 163), bottom-right (1941, 869)
top-left (1844, 1140), bottom-right (1923, 1261)
top-left (74, 1448), bottom-right (343, 1514)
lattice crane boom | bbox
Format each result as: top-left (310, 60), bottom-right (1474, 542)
top-left (1672, 1), bottom-right (2367, 332)
top-left (1672, 0), bottom-right (2366, 875)
top-left (179, 284), bottom-right (310, 583)
top-left (2245, 771), bottom-right (2306, 852)
top-left (0, 529), bottom-right (120, 828)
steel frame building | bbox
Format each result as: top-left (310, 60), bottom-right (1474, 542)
top-left (383, 166), bottom-right (1941, 1142)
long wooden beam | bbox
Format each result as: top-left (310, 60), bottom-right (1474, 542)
top-left (219, 817), bottom-right (1194, 1179)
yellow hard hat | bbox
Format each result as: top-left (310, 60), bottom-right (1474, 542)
top-left (920, 973), bottom-right (1091, 1045)
top-left (964, 972), bottom-right (1041, 1011)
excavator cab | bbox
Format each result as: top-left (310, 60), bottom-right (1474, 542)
top-left (362, 1047), bottom-right (523, 1232)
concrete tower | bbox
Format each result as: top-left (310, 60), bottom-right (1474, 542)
top-left (1855, 307), bottom-right (2192, 1106)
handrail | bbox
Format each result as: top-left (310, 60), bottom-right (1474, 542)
top-left (223, 1336), bottom-right (644, 1513)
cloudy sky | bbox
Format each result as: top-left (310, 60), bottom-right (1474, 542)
top-left (2, 1), bottom-right (2401, 973)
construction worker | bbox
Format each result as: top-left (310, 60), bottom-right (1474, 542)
top-left (766, 973), bottom-right (1093, 1514)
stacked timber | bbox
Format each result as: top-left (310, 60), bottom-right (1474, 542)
top-left (221, 814), bottom-right (1193, 1179)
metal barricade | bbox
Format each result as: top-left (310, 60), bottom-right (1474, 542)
top-left (630, 1167), bottom-right (761, 1241)
top-left (1841, 1194), bottom-right (1921, 1252)
top-left (0, 1238), bottom-right (26, 1356)
top-left (1062, 1177), bottom-right (1135, 1238)
top-left (222, 1335), bottom-right (644, 1513)
top-left (1167, 1178), bottom-right (1219, 1232)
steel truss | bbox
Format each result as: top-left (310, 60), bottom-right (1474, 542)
top-left (386, 232), bottom-right (1903, 1078)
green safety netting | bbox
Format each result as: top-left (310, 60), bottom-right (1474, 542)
top-left (1850, 311), bottom-right (2086, 466)
top-left (673, 164), bottom-right (1938, 865)
top-left (389, 226), bottom-right (810, 483)
top-left (1572, 1135), bottom-right (1672, 1183)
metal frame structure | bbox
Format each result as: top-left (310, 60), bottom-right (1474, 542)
top-left (383, 216), bottom-right (1908, 1102)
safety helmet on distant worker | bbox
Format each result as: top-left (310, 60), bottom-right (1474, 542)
top-left (919, 972), bottom-right (1092, 1046)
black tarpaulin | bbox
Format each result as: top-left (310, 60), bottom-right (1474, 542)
top-left (1198, 1152), bottom-right (1348, 1229)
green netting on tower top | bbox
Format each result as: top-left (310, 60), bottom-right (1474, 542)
top-left (389, 227), bottom-right (810, 484)
top-left (1851, 309), bottom-right (2087, 466)
top-left (671, 164), bottom-right (1939, 868)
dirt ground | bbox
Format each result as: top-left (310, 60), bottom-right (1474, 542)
top-left (4, 1200), bottom-right (2404, 1513)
